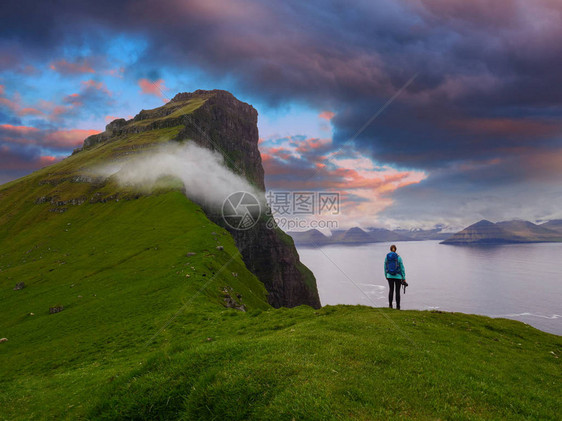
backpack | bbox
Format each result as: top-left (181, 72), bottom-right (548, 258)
top-left (386, 252), bottom-right (401, 276)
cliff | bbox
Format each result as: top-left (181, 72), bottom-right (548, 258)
top-left (81, 90), bottom-right (264, 190)
top-left (81, 89), bottom-right (320, 308)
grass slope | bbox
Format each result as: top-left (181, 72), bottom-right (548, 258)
top-left (0, 190), bottom-right (269, 419)
top-left (1, 302), bottom-right (560, 419)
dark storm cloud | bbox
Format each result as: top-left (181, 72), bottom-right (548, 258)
top-left (2, 0), bottom-right (561, 190)
top-left (0, 140), bottom-right (62, 184)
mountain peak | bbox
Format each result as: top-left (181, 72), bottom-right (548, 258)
top-left (170, 89), bottom-right (236, 103)
top-left (347, 227), bottom-right (366, 233)
top-left (472, 219), bottom-right (494, 227)
top-left (78, 89), bottom-right (264, 190)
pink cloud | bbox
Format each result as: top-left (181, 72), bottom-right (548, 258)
top-left (0, 145), bottom-right (63, 171)
top-left (0, 124), bottom-right (40, 135)
top-left (105, 115), bottom-right (132, 123)
top-left (18, 107), bottom-right (43, 116)
top-left (44, 129), bottom-right (101, 148)
top-left (0, 90), bottom-right (70, 121)
top-left (81, 79), bottom-right (111, 95)
top-left (0, 92), bottom-right (43, 117)
top-left (105, 67), bottom-right (124, 78)
top-left (38, 155), bottom-right (60, 166)
top-left (50, 105), bottom-right (72, 120)
top-left (105, 115), bottom-right (120, 123)
top-left (49, 58), bottom-right (95, 75)
top-left (46, 80), bottom-right (113, 121)
top-left (0, 124), bottom-right (99, 149)
top-left (0, 96), bottom-right (18, 111)
top-left (294, 137), bottom-right (330, 154)
top-left (261, 137), bottom-right (427, 224)
top-left (261, 137), bottom-right (333, 165)
top-left (319, 111), bottom-right (335, 120)
top-left (63, 92), bottom-right (83, 106)
top-left (138, 78), bottom-right (168, 102)
top-left (268, 146), bottom-right (293, 160)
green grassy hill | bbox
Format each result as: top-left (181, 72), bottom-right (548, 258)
top-left (1, 94), bottom-right (560, 420)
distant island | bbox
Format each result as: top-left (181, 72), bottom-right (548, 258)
top-left (289, 219), bottom-right (562, 246)
top-left (441, 219), bottom-right (562, 244)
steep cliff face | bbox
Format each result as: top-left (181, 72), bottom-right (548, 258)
top-left (82, 89), bottom-right (320, 308)
top-left (220, 222), bottom-right (320, 308)
top-left (172, 91), bottom-right (265, 190)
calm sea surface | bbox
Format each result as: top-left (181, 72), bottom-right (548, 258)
top-left (297, 241), bottom-right (562, 335)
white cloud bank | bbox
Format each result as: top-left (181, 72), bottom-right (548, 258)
top-left (93, 142), bottom-right (263, 209)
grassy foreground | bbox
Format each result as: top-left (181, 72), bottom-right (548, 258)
top-left (0, 187), bottom-right (560, 420)
top-left (1, 302), bottom-right (560, 420)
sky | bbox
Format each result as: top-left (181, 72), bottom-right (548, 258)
top-left (1, 0), bottom-right (561, 230)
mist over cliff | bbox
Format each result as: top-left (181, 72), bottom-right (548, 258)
top-left (94, 142), bottom-right (263, 211)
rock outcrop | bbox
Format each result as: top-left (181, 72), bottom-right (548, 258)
top-left (13, 282), bottom-right (25, 291)
top-left (80, 90), bottom-right (264, 189)
top-left (220, 222), bottom-right (320, 308)
top-left (173, 90), bottom-right (265, 190)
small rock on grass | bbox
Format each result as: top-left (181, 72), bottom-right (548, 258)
top-left (0, 338), bottom-right (7, 343)
top-left (49, 305), bottom-right (64, 314)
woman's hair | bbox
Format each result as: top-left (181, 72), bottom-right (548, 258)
top-left (390, 244), bottom-right (397, 252)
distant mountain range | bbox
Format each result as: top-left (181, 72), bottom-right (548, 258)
top-left (289, 226), bottom-right (451, 246)
top-left (289, 219), bottom-right (562, 246)
top-left (441, 219), bottom-right (562, 244)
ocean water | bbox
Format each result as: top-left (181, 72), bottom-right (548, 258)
top-left (297, 240), bottom-right (562, 335)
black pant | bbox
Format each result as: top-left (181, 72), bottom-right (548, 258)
top-left (387, 278), bottom-right (401, 308)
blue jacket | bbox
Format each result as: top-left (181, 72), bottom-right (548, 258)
top-left (384, 253), bottom-right (406, 280)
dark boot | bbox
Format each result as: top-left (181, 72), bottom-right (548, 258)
top-left (389, 303), bottom-right (393, 309)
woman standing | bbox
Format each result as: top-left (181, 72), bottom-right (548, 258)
top-left (384, 244), bottom-right (406, 309)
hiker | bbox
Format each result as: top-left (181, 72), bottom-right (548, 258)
top-left (384, 244), bottom-right (406, 309)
